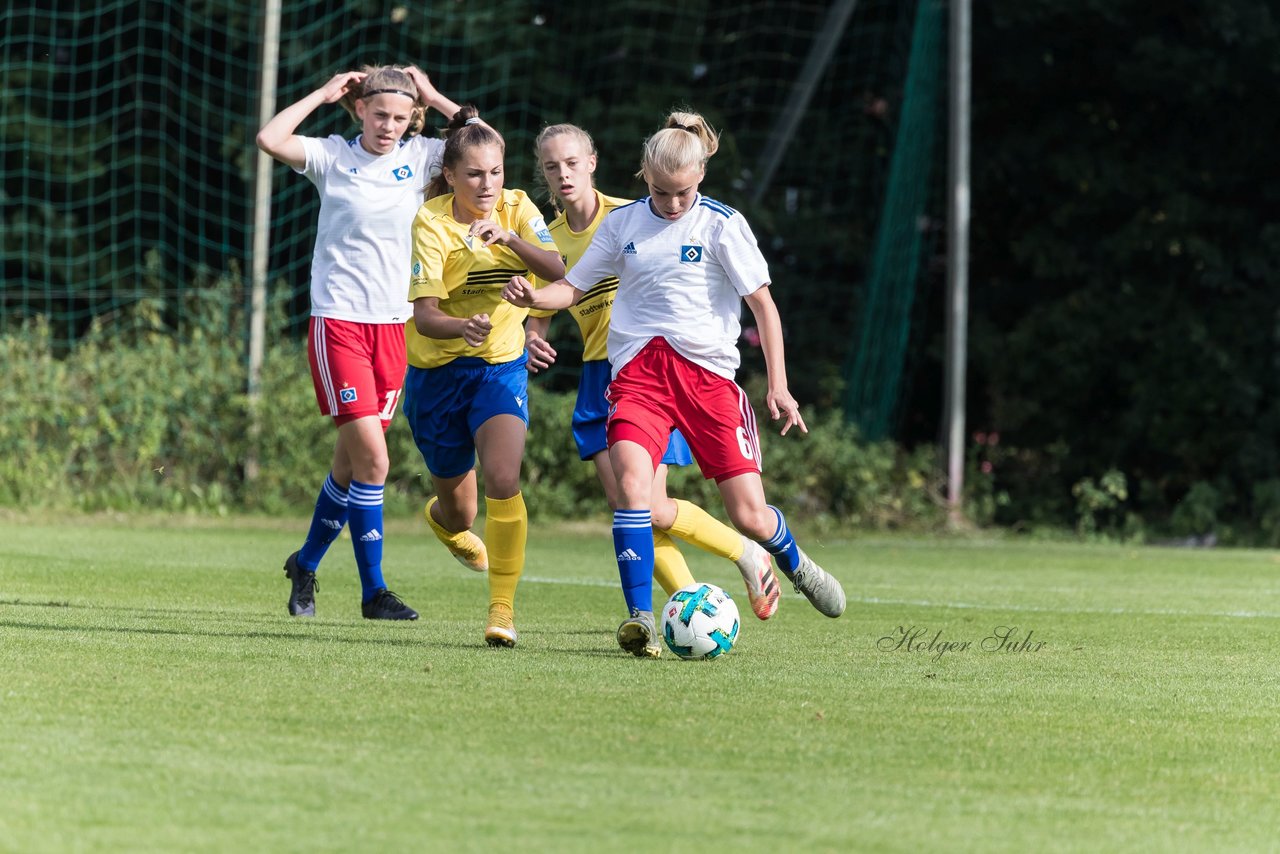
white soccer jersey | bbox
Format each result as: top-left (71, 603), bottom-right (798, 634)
top-left (298, 133), bottom-right (445, 324)
top-left (564, 194), bottom-right (770, 379)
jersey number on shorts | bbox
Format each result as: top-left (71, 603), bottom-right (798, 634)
top-left (736, 426), bottom-right (756, 461)
top-left (379, 390), bottom-right (402, 422)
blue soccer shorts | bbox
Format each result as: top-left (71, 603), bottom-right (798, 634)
top-left (402, 354), bottom-right (529, 479)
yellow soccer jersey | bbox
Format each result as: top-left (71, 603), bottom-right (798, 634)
top-left (406, 188), bottom-right (556, 369)
top-left (540, 190), bottom-right (630, 363)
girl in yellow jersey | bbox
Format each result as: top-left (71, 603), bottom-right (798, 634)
top-left (523, 123), bottom-right (782, 621)
top-left (404, 106), bottom-right (566, 647)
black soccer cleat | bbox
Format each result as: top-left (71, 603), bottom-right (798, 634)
top-left (362, 588), bottom-right (419, 621)
top-left (283, 551), bottom-right (317, 617)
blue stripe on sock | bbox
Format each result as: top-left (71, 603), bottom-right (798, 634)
top-left (298, 473), bottom-right (349, 571)
top-left (348, 479), bottom-right (386, 601)
top-left (321, 474), bottom-right (349, 506)
top-left (760, 505), bottom-right (801, 574)
top-left (348, 482), bottom-right (384, 508)
top-left (613, 510), bottom-right (654, 614)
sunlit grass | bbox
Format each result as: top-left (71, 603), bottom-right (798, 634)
top-left (2, 515), bottom-right (1278, 852)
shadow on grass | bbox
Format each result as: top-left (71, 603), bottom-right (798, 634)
top-left (2, 600), bottom-right (651, 656)
top-left (422, 637), bottom-right (630, 658)
top-left (0, 617), bottom-right (430, 647)
top-left (0, 598), bottom-right (380, 628)
top-left (1, 597), bottom-right (283, 618)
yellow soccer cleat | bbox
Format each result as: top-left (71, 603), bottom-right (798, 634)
top-left (424, 497), bottom-right (488, 572)
top-left (484, 602), bottom-right (518, 648)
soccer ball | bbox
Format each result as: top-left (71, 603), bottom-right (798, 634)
top-left (660, 583), bottom-right (740, 660)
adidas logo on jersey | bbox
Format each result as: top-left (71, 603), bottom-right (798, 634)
top-left (360, 529), bottom-right (383, 542)
top-left (616, 548), bottom-right (642, 562)
top-left (622, 242), bottom-right (637, 255)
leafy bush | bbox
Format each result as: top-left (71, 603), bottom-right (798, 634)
top-left (1252, 480), bottom-right (1280, 547)
top-left (1169, 481), bottom-right (1223, 538)
top-left (14, 298), bottom-right (1280, 543)
top-left (1071, 469), bottom-right (1129, 537)
top-left (0, 305), bottom-right (946, 530)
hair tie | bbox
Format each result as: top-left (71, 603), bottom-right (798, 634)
top-left (464, 116), bottom-right (482, 126)
top-left (363, 88), bottom-right (416, 100)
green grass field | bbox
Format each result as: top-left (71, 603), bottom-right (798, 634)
top-left (2, 513), bottom-right (1279, 852)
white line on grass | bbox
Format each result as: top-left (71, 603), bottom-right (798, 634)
top-left (519, 576), bottom-right (1280, 620)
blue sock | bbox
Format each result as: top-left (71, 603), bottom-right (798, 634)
top-left (297, 473), bottom-right (349, 572)
top-left (613, 509), bottom-right (655, 614)
top-left (347, 480), bottom-right (387, 602)
top-left (761, 505), bottom-right (802, 575)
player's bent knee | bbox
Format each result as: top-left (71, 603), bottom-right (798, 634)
top-left (727, 506), bottom-right (774, 541)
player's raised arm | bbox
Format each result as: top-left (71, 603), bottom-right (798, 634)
top-left (256, 71), bottom-right (366, 170)
top-left (403, 65), bottom-right (460, 119)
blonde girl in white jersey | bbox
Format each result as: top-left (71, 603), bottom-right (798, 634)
top-left (524, 123), bottom-right (782, 621)
top-left (256, 65), bottom-right (459, 621)
top-left (505, 110), bottom-right (846, 657)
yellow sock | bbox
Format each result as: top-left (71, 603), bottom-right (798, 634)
top-left (425, 495), bottom-right (468, 547)
top-left (484, 493), bottom-right (527, 610)
top-left (653, 529), bottom-right (695, 597)
top-left (666, 499), bottom-right (743, 562)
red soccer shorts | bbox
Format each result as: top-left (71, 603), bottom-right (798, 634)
top-left (307, 317), bottom-right (407, 428)
top-left (606, 338), bottom-right (762, 482)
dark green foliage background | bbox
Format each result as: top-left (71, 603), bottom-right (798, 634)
top-left (963, 0), bottom-right (1280, 539)
top-left (3, 0), bottom-right (1280, 539)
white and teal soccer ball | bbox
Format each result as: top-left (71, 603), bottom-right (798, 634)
top-left (660, 583), bottom-right (740, 660)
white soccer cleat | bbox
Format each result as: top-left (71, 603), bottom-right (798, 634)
top-left (788, 549), bottom-right (846, 618)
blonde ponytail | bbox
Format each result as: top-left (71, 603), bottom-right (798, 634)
top-left (637, 109), bottom-right (720, 179)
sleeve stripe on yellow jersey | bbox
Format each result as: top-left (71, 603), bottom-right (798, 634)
top-left (577, 281), bottom-right (618, 307)
top-left (466, 267), bottom-right (529, 286)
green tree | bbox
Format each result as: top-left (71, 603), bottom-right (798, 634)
top-left (967, 0), bottom-right (1280, 532)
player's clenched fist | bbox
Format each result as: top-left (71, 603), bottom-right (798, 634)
top-left (462, 313), bottom-right (492, 347)
top-left (503, 275), bottom-right (536, 307)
